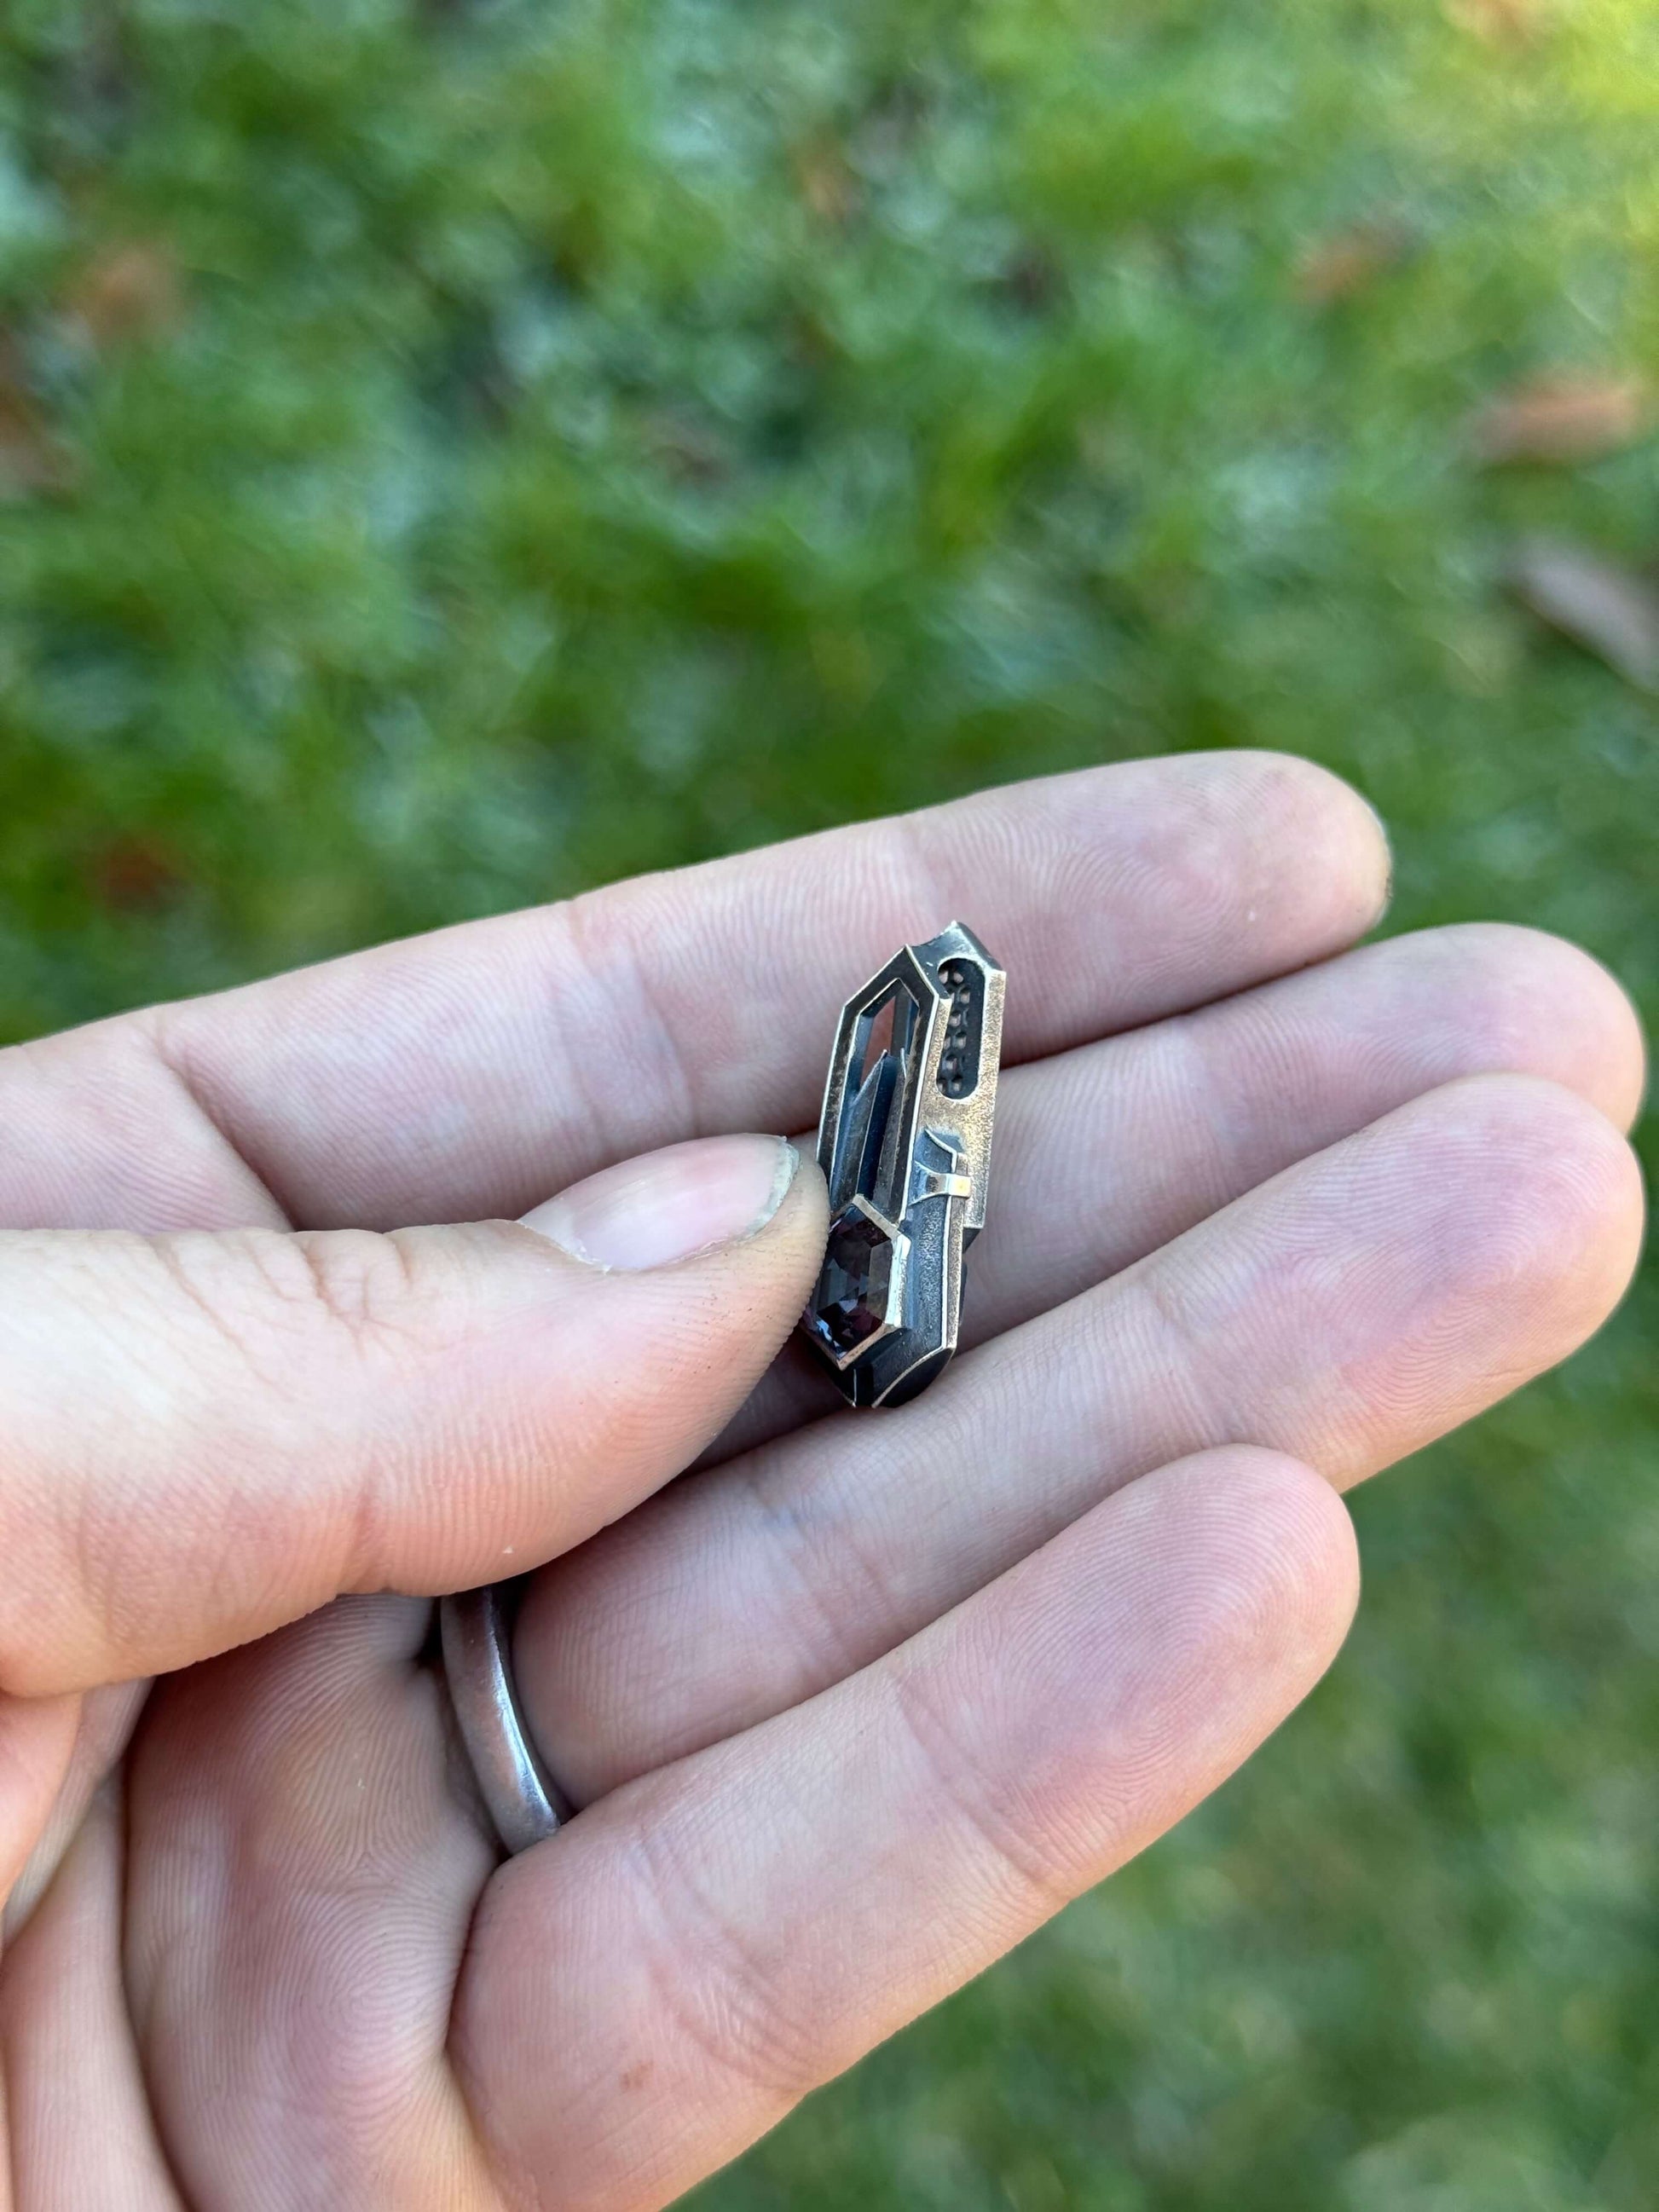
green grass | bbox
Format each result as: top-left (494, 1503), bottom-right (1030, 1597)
top-left (3, 3), bottom-right (1656, 2205)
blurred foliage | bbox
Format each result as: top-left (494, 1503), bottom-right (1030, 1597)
top-left (0, 2), bottom-right (1655, 2206)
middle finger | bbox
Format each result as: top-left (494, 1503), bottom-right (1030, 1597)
top-left (701, 920), bottom-right (1642, 1464)
top-left (519, 1068), bottom-right (1641, 1802)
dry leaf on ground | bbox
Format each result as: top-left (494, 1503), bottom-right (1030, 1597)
top-left (66, 240), bottom-right (187, 345)
top-left (1470, 373), bottom-right (1650, 465)
top-left (791, 136), bottom-right (858, 227)
top-left (1293, 220), bottom-right (1412, 306)
top-left (1446, 0), bottom-right (1545, 41)
top-left (85, 836), bottom-right (189, 913)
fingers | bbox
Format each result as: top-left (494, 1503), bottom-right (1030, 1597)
top-left (518, 1075), bottom-right (1643, 1800)
top-left (0, 1135), bottom-right (827, 1697)
top-left (975, 919), bottom-right (1645, 1339)
top-left (0, 1784), bottom-right (188, 2209)
top-left (0, 1692), bottom-right (80, 1906)
top-left (702, 919), bottom-right (1647, 1464)
top-left (0, 752), bottom-right (1388, 1232)
top-left (0, 1684), bottom-right (145, 1932)
top-left (122, 1597), bottom-right (490, 2209)
top-left (454, 1448), bottom-right (1358, 2212)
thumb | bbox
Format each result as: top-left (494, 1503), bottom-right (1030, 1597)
top-left (0, 1134), bottom-right (827, 1696)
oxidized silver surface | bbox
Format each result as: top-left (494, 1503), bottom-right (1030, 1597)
top-left (439, 1582), bottom-right (571, 1855)
top-left (800, 921), bottom-right (1005, 1407)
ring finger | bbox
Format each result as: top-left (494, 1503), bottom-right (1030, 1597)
top-left (518, 1071), bottom-right (1643, 1802)
top-left (702, 918), bottom-right (1643, 1464)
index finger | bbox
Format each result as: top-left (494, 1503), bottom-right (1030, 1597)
top-left (6, 752), bottom-right (1387, 1231)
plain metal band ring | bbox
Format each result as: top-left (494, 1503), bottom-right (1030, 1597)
top-left (439, 1582), bottom-right (573, 1855)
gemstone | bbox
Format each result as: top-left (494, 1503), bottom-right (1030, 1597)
top-left (811, 1206), bottom-right (896, 1354)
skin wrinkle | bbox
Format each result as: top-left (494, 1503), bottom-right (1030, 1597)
top-left (0, 1025), bottom-right (270, 1239)
top-left (287, 1227), bottom-right (407, 1337)
top-left (144, 1233), bottom-right (297, 1395)
top-left (737, 1447), bottom-right (910, 1695)
top-left (627, 1818), bottom-right (823, 2109)
top-left (549, 896), bottom-right (688, 1180)
top-left (1299, 1089), bottom-right (1638, 1452)
top-left (1078, 1079), bottom-right (1640, 1483)
top-left (280, 1226), bottom-right (477, 1365)
top-left (137, 1009), bottom-right (298, 1233)
top-left (157, 945), bottom-right (454, 1232)
top-left (882, 1656), bottom-right (1076, 1914)
top-left (1115, 1252), bottom-right (1243, 1459)
top-left (564, 888), bottom-right (702, 1146)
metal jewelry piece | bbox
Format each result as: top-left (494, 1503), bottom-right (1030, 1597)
top-left (443, 921), bottom-right (1003, 1844)
top-left (800, 921), bottom-right (1005, 1407)
top-left (439, 1582), bottom-right (572, 1855)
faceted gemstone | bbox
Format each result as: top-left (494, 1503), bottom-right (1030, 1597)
top-left (811, 1206), bottom-right (896, 1354)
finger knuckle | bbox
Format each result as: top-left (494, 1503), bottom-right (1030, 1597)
top-left (621, 1816), bottom-right (826, 2105)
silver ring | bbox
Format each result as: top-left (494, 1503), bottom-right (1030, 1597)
top-left (445, 921), bottom-right (1003, 1851)
top-left (439, 1582), bottom-right (573, 1855)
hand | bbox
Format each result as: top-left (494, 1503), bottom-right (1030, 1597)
top-left (0, 754), bottom-right (1642, 2210)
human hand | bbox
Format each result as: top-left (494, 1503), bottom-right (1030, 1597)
top-left (0, 754), bottom-right (1642, 2209)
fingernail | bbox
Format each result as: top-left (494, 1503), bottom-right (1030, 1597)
top-left (521, 1135), bottom-right (799, 1273)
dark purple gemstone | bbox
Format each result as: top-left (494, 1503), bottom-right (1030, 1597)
top-left (812, 1207), bottom-right (895, 1354)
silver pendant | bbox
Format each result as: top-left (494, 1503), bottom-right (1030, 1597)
top-left (801, 921), bottom-right (1005, 1407)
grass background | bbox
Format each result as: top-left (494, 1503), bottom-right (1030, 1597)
top-left (2, 2), bottom-right (1655, 2204)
